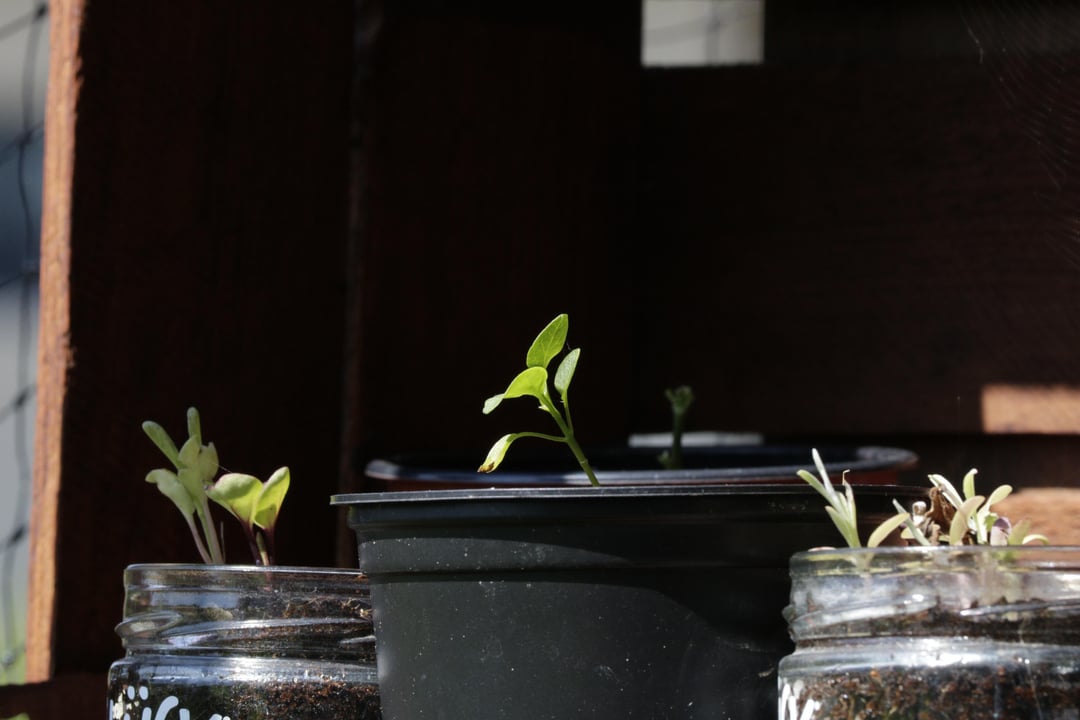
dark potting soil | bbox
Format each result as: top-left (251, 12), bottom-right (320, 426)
top-left (107, 676), bottom-right (382, 720)
top-left (789, 666), bottom-right (1080, 720)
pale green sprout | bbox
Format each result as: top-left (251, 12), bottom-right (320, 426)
top-left (143, 407), bottom-right (290, 565)
top-left (479, 313), bottom-right (599, 486)
top-left (659, 386), bottom-right (694, 471)
top-left (797, 448), bottom-right (909, 548)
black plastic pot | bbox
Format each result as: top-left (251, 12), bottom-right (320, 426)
top-left (364, 444), bottom-right (916, 489)
top-left (333, 480), bottom-right (925, 720)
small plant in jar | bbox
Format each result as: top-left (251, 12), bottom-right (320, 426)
top-left (781, 451), bottom-right (1062, 720)
top-left (107, 408), bottom-right (381, 720)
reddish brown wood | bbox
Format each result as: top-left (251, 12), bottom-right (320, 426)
top-left (28, 0), bottom-right (80, 684)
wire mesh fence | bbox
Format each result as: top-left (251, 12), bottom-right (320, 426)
top-left (0, 0), bottom-right (46, 687)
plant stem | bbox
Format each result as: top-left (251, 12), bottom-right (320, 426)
top-left (195, 498), bottom-right (225, 564)
top-left (541, 395), bottom-right (599, 487)
top-left (185, 514), bottom-right (212, 564)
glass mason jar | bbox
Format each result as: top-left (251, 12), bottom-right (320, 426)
top-left (107, 564), bottom-right (380, 720)
top-left (778, 546), bottom-right (1080, 720)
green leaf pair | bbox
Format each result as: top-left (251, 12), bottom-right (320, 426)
top-left (206, 467), bottom-right (290, 566)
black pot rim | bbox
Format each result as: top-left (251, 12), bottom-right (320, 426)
top-left (332, 482), bottom-right (925, 506)
top-left (359, 444), bottom-right (917, 488)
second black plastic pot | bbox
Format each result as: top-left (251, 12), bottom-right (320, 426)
top-left (334, 483), bottom-right (925, 720)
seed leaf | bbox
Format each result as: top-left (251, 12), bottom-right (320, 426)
top-left (554, 348), bottom-right (580, 397)
top-left (142, 421), bottom-right (180, 467)
top-left (479, 434), bottom-right (516, 473)
top-left (147, 468), bottom-right (195, 516)
top-left (505, 367), bottom-right (549, 401)
top-left (207, 473), bottom-right (263, 524)
top-left (253, 467), bottom-right (290, 530)
top-left (187, 407), bottom-right (203, 447)
top-left (867, 511), bottom-right (910, 548)
top-left (526, 314), bottom-right (568, 369)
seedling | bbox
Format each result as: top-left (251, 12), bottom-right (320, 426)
top-left (798, 448), bottom-right (1048, 548)
top-left (479, 313), bottom-right (599, 486)
top-left (143, 407), bottom-right (290, 565)
top-left (659, 385), bottom-right (694, 470)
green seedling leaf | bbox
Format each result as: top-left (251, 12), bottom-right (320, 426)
top-left (177, 466), bottom-right (206, 500)
top-left (798, 451), bottom-right (865, 547)
top-left (526, 313), bottom-right (568, 369)
top-left (867, 510), bottom-right (911, 548)
top-left (949, 495), bottom-right (985, 545)
top-left (962, 468), bottom-right (978, 500)
top-left (797, 468), bottom-right (833, 503)
top-left (187, 406), bottom-right (203, 447)
top-left (665, 386), bottom-right (694, 415)
top-left (505, 366), bottom-right (549, 400)
top-left (147, 468), bottom-right (195, 516)
top-left (206, 473), bottom-right (262, 525)
top-left (483, 367), bottom-right (551, 415)
top-left (142, 421), bottom-right (180, 467)
top-left (253, 466), bottom-right (290, 530)
top-left (198, 442), bottom-right (220, 485)
top-left (554, 348), bottom-right (580, 397)
top-left (929, 473), bottom-right (964, 510)
top-left (479, 434), bottom-right (516, 473)
top-left (178, 435), bottom-right (201, 470)
top-left (483, 393), bottom-right (505, 414)
top-left (986, 484), bottom-right (1012, 507)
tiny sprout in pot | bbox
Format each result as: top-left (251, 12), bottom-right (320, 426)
top-left (479, 313), bottom-right (599, 485)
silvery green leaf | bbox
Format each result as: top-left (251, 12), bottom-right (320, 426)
top-left (142, 421), bottom-right (180, 467)
top-left (177, 465), bottom-right (206, 499)
top-left (985, 483), bottom-right (1012, 507)
top-left (146, 468), bottom-right (195, 516)
top-left (824, 505), bottom-right (860, 548)
top-left (198, 442), bottom-right (219, 484)
top-left (187, 407), bottom-right (203, 447)
top-left (178, 435), bottom-right (201, 469)
top-left (949, 495), bottom-right (984, 545)
top-left (796, 468), bottom-right (829, 499)
top-left (929, 474), bottom-right (964, 509)
top-left (868, 511), bottom-right (910, 548)
top-left (962, 468), bottom-right (978, 500)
